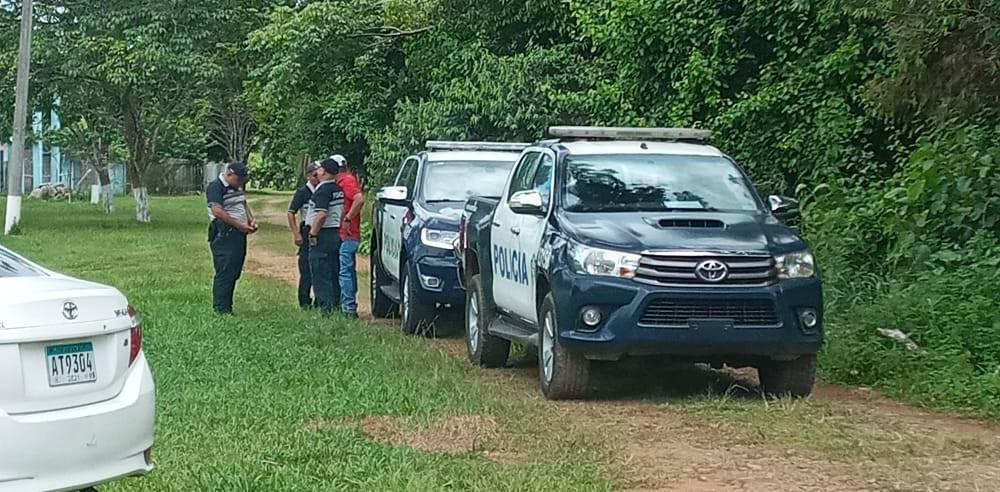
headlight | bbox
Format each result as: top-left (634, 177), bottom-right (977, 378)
top-left (421, 228), bottom-right (459, 250)
top-left (775, 250), bottom-right (816, 279)
top-left (568, 241), bottom-right (640, 278)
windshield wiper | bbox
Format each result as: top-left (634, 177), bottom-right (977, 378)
top-left (659, 206), bottom-right (719, 212)
top-left (424, 199), bottom-right (462, 203)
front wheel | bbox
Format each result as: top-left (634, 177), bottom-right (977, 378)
top-left (757, 354), bottom-right (817, 397)
top-left (538, 294), bottom-right (590, 400)
top-left (401, 263), bottom-right (434, 335)
top-left (369, 245), bottom-right (397, 318)
top-left (466, 274), bottom-right (510, 368)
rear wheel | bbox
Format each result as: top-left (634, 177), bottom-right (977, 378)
top-left (466, 274), bottom-right (509, 367)
top-left (757, 354), bottom-right (817, 397)
top-left (538, 294), bottom-right (590, 400)
top-left (369, 245), bottom-right (397, 318)
top-left (401, 263), bottom-right (434, 335)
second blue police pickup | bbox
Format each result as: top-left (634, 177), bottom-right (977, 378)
top-left (370, 140), bottom-right (528, 335)
top-left (457, 127), bottom-right (823, 400)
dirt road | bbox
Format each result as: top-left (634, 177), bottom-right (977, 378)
top-left (248, 196), bottom-right (1000, 491)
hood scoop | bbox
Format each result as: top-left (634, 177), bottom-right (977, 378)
top-left (653, 218), bottom-right (726, 229)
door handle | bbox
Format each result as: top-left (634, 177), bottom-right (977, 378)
top-left (389, 214), bottom-right (397, 220)
top-left (492, 221), bottom-right (501, 228)
top-left (510, 226), bottom-right (521, 235)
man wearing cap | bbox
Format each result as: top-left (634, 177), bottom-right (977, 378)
top-left (287, 161), bottom-right (321, 309)
top-left (331, 154), bottom-right (364, 318)
top-left (206, 162), bottom-right (257, 314)
top-left (307, 159), bottom-right (346, 315)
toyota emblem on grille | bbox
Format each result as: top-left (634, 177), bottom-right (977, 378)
top-left (62, 301), bottom-right (79, 320)
top-left (695, 260), bottom-right (729, 282)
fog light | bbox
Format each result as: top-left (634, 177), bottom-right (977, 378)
top-left (582, 307), bottom-right (602, 327)
top-left (799, 309), bottom-right (818, 329)
top-left (421, 275), bottom-right (441, 289)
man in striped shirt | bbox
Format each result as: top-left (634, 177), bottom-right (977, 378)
top-left (306, 159), bottom-right (345, 315)
top-left (287, 161), bottom-right (322, 309)
top-left (206, 162), bottom-right (257, 314)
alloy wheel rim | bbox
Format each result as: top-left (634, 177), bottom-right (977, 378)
top-left (542, 313), bottom-right (555, 383)
top-left (468, 293), bottom-right (480, 353)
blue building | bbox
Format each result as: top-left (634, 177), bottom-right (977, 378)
top-left (1, 108), bottom-right (126, 195)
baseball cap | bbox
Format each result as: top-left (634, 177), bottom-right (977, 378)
top-left (319, 158), bottom-right (339, 174)
top-left (227, 162), bottom-right (250, 178)
top-left (329, 154), bottom-right (348, 167)
top-left (304, 161), bottom-right (322, 175)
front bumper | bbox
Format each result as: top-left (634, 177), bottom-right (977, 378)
top-left (550, 270), bottom-right (823, 360)
top-left (411, 249), bottom-right (465, 306)
top-left (0, 353), bottom-right (155, 492)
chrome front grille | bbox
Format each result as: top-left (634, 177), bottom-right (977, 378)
top-left (635, 251), bottom-right (776, 287)
top-left (639, 299), bottom-right (780, 328)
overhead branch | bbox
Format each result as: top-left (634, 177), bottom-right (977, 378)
top-left (351, 25), bottom-right (432, 38)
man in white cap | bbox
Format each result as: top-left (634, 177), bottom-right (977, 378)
top-left (330, 153), bottom-right (364, 318)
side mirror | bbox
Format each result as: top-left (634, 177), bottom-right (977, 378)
top-left (509, 190), bottom-right (545, 215)
top-left (767, 195), bottom-right (799, 220)
top-left (377, 186), bottom-right (410, 206)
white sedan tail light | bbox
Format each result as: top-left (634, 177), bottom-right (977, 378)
top-left (128, 305), bottom-right (142, 366)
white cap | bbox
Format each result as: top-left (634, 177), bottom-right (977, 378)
top-left (329, 154), bottom-right (347, 167)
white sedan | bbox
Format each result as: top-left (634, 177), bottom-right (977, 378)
top-left (0, 246), bottom-right (155, 491)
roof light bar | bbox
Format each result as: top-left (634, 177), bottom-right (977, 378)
top-left (425, 141), bottom-right (531, 152)
top-left (548, 126), bottom-right (712, 141)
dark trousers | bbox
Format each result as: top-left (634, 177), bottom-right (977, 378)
top-left (297, 224), bottom-right (313, 308)
top-left (309, 228), bottom-right (341, 315)
top-left (209, 221), bottom-right (247, 314)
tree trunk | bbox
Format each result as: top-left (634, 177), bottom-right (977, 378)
top-left (122, 91), bottom-right (156, 223)
top-left (97, 167), bottom-right (113, 215)
top-left (101, 184), bottom-right (114, 214)
top-left (212, 98), bottom-right (256, 163)
top-left (132, 186), bottom-right (150, 222)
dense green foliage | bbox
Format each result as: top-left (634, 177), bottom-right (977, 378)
top-left (242, 0), bottom-right (1000, 416)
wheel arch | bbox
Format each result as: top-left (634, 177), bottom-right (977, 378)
top-left (535, 271), bottom-right (552, 323)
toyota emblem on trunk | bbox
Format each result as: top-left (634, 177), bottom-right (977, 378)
top-left (62, 301), bottom-right (79, 320)
top-left (695, 260), bottom-right (729, 282)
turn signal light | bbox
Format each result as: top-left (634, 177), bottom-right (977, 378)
top-left (128, 305), bottom-right (143, 366)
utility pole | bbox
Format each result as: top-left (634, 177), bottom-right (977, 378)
top-left (4, 0), bottom-right (34, 235)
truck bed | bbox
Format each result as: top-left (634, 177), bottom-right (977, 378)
top-left (457, 196), bottom-right (500, 283)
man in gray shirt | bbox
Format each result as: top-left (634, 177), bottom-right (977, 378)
top-left (206, 162), bottom-right (257, 314)
top-left (306, 159), bottom-right (345, 315)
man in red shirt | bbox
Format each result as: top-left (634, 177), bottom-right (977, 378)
top-left (331, 154), bottom-right (364, 317)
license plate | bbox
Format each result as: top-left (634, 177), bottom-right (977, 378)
top-left (46, 342), bottom-right (97, 387)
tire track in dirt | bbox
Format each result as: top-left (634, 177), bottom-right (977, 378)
top-left (246, 195), bottom-right (1000, 491)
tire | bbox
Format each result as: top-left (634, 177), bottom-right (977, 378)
top-left (400, 263), bottom-right (435, 336)
top-left (538, 293), bottom-right (590, 400)
top-left (757, 354), bottom-right (817, 397)
top-left (369, 242), bottom-right (398, 319)
top-left (465, 274), bottom-right (510, 368)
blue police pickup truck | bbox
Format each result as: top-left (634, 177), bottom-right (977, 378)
top-left (456, 127), bottom-right (823, 399)
top-left (370, 141), bottom-right (528, 335)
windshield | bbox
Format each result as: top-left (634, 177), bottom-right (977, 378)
top-left (0, 248), bottom-right (45, 278)
top-left (421, 160), bottom-right (516, 202)
top-left (563, 154), bottom-right (760, 213)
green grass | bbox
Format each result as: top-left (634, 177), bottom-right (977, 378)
top-left (676, 395), bottom-right (904, 461)
top-left (0, 196), bottom-right (611, 491)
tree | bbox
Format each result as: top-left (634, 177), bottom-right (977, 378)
top-left (23, 0), bottom-right (278, 221)
top-left (49, 110), bottom-right (124, 214)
